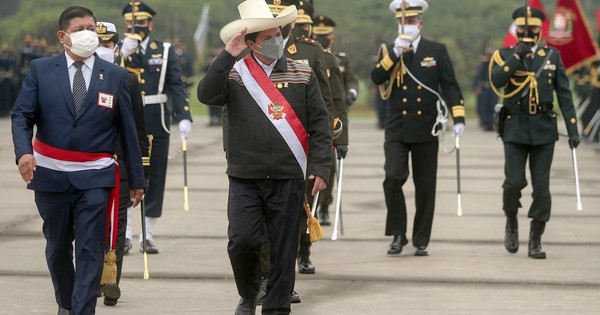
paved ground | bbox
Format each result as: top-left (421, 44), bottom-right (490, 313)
top-left (1, 115), bottom-right (599, 315)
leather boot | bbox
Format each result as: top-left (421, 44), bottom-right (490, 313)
top-left (319, 204), bottom-right (330, 226)
top-left (297, 242), bottom-right (315, 274)
top-left (528, 220), bottom-right (546, 259)
top-left (504, 214), bottom-right (519, 253)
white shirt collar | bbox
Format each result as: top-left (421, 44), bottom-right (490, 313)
top-left (140, 37), bottom-right (150, 54)
top-left (64, 51), bottom-right (95, 69)
top-left (252, 53), bottom-right (277, 77)
top-left (411, 35), bottom-right (422, 53)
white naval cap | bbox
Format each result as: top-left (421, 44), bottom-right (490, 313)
top-left (389, 0), bottom-right (428, 17)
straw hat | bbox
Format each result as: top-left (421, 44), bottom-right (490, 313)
top-left (219, 0), bottom-right (297, 43)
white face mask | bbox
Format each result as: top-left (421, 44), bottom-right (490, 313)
top-left (398, 24), bottom-right (421, 42)
top-left (97, 46), bottom-right (116, 63)
top-left (63, 30), bottom-right (99, 58)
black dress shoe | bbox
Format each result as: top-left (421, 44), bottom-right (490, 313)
top-left (291, 290), bottom-right (302, 304)
top-left (235, 297), bottom-right (257, 315)
top-left (96, 285), bottom-right (104, 297)
top-left (297, 256), bottom-right (315, 274)
top-left (140, 240), bottom-right (159, 254)
top-left (57, 307), bottom-right (73, 315)
top-left (387, 235), bottom-right (408, 255)
top-left (414, 245), bottom-right (429, 256)
top-left (124, 238), bottom-right (132, 255)
top-left (504, 216), bottom-right (519, 254)
top-left (319, 205), bottom-right (331, 226)
top-left (103, 283), bottom-right (121, 306)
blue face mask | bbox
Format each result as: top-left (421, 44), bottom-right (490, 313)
top-left (254, 36), bottom-right (284, 61)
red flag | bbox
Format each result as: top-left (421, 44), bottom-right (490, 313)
top-left (546, 0), bottom-right (598, 73)
top-left (501, 0), bottom-right (549, 47)
top-left (596, 9), bottom-right (600, 34)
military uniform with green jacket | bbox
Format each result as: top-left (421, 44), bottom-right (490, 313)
top-left (491, 44), bottom-right (579, 221)
top-left (490, 5), bottom-right (580, 260)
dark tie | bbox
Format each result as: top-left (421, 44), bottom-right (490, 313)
top-left (404, 45), bottom-right (415, 66)
top-left (72, 61), bottom-right (86, 115)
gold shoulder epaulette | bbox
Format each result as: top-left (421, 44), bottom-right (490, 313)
top-left (378, 43), bottom-right (394, 71)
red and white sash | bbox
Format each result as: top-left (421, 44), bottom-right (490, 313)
top-left (33, 139), bottom-right (120, 250)
top-left (233, 54), bottom-right (308, 176)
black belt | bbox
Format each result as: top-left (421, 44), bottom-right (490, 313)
top-left (505, 104), bottom-right (553, 115)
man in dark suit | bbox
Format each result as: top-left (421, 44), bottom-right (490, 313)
top-left (11, 6), bottom-right (144, 315)
top-left (372, 0), bottom-right (466, 257)
top-left (120, 1), bottom-right (193, 254)
top-left (490, 6), bottom-right (580, 259)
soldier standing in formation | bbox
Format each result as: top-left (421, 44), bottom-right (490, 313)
top-left (489, 5), bottom-right (580, 259)
top-left (120, 1), bottom-right (193, 254)
top-left (0, 43), bottom-right (18, 117)
top-left (473, 47), bottom-right (498, 131)
top-left (290, 0), bottom-right (348, 279)
top-left (371, 0), bottom-right (466, 257)
top-left (95, 21), bottom-right (150, 306)
top-left (312, 14), bottom-right (358, 225)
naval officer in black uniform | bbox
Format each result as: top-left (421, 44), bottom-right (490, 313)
top-left (372, 0), bottom-right (466, 257)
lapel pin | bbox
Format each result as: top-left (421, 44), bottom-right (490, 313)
top-left (99, 73), bottom-right (104, 81)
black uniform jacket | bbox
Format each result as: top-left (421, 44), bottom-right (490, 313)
top-left (372, 38), bottom-right (465, 143)
top-left (197, 51), bottom-right (332, 183)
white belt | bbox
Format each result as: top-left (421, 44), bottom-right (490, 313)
top-left (143, 94), bottom-right (168, 105)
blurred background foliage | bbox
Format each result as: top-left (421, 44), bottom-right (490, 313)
top-left (1, 0), bottom-right (599, 116)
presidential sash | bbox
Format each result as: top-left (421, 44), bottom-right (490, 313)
top-left (33, 139), bottom-right (120, 250)
top-left (233, 54), bottom-right (308, 176)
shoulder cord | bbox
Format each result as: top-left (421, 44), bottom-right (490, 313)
top-left (404, 63), bottom-right (454, 153)
top-left (376, 43), bottom-right (453, 152)
top-left (159, 42), bottom-right (171, 134)
top-left (488, 49), bottom-right (552, 104)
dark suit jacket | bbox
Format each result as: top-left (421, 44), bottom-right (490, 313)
top-left (372, 38), bottom-right (465, 143)
top-left (12, 53), bottom-right (144, 192)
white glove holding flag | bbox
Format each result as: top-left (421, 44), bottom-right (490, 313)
top-left (121, 37), bottom-right (139, 58)
top-left (179, 119), bottom-right (192, 140)
top-left (453, 123), bottom-right (465, 137)
top-left (393, 36), bottom-right (411, 58)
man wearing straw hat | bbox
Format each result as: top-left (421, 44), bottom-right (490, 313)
top-left (197, 0), bottom-right (332, 313)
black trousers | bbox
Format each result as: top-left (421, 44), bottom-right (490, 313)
top-left (502, 141), bottom-right (555, 222)
top-left (114, 178), bottom-right (132, 285)
top-left (35, 187), bottom-right (110, 315)
top-left (383, 140), bottom-right (438, 247)
top-left (227, 177), bottom-right (304, 315)
top-left (144, 110), bottom-right (170, 218)
top-left (317, 150), bottom-right (338, 207)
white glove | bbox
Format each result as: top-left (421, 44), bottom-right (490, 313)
top-left (121, 37), bottom-right (139, 58)
top-left (453, 123), bottom-right (465, 137)
top-left (393, 36), bottom-right (411, 57)
top-left (179, 119), bottom-right (192, 140)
